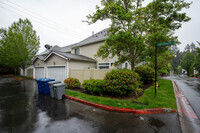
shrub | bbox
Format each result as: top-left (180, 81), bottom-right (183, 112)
top-left (104, 69), bottom-right (140, 97)
top-left (64, 77), bottom-right (81, 89)
top-left (82, 79), bottom-right (105, 95)
top-left (134, 66), bottom-right (154, 84)
top-left (135, 88), bottom-right (143, 96)
top-left (158, 69), bottom-right (169, 76)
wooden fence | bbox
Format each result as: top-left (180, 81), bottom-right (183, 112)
top-left (69, 69), bottom-right (112, 83)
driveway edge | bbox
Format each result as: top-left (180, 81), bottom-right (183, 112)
top-left (65, 95), bottom-right (176, 114)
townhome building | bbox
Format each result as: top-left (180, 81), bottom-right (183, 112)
top-left (31, 28), bottom-right (131, 82)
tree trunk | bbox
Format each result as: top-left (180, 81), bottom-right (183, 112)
top-left (23, 68), bottom-right (25, 76)
top-left (131, 61), bottom-right (135, 71)
top-left (187, 69), bottom-right (190, 76)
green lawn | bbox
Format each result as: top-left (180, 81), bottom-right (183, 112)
top-left (65, 79), bottom-right (177, 110)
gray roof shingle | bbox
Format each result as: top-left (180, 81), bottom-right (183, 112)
top-left (59, 43), bottom-right (78, 53)
top-left (72, 28), bottom-right (108, 48)
top-left (55, 51), bottom-right (96, 62)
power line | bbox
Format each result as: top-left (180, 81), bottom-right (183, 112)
top-left (0, 1), bottom-right (85, 39)
top-left (6, 0), bottom-right (87, 37)
top-left (0, 1), bottom-right (83, 39)
top-left (0, 5), bottom-right (82, 42)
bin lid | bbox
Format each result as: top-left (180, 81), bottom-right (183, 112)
top-left (53, 83), bottom-right (66, 87)
top-left (48, 81), bottom-right (61, 85)
top-left (36, 78), bottom-right (55, 82)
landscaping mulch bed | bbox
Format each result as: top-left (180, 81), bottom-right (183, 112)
top-left (68, 82), bottom-right (154, 100)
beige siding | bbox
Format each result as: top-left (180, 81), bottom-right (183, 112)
top-left (72, 41), bottom-right (118, 63)
top-left (69, 60), bottom-right (96, 69)
top-left (27, 69), bottom-right (33, 78)
top-left (45, 54), bottom-right (66, 66)
top-left (69, 69), bottom-right (112, 83)
top-left (33, 58), bottom-right (45, 67)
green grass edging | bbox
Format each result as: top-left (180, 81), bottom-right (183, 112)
top-left (65, 79), bottom-right (177, 110)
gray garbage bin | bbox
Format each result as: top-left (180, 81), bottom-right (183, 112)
top-left (48, 81), bottom-right (61, 98)
top-left (53, 83), bottom-right (66, 100)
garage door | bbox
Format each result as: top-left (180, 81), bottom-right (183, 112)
top-left (47, 66), bottom-right (66, 82)
top-left (35, 67), bottom-right (44, 79)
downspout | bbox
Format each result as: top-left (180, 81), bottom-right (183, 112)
top-left (66, 58), bottom-right (70, 79)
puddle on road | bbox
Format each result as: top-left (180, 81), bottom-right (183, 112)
top-left (148, 117), bottom-right (165, 128)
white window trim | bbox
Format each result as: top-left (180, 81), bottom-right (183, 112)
top-left (98, 62), bottom-right (110, 69)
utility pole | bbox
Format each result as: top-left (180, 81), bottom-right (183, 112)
top-left (155, 43), bottom-right (157, 98)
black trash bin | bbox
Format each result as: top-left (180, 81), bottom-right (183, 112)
top-left (53, 83), bottom-right (66, 100)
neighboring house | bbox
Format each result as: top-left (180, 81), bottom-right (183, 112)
top-left (71, 28), bottom-right (131, 69)
top-left (32, 28), bottom-right (131, 82)
top-left (19, 65), bottom-right (33, 78)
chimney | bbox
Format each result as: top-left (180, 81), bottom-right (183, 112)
top-left (92, 31), bottom-right (94, 37)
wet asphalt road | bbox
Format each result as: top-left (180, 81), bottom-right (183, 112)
top-left (0, 76), bottom-right (181, 133)
top-left (166, 75), bottom-right (200, 119)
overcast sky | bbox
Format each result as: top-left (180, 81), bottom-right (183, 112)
top-left (0, 0), bottom-right (198, 53)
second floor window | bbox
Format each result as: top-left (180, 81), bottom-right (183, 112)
top-left (75, 48), bottom-right (80, 55)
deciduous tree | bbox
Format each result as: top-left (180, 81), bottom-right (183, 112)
top-left (181, 52), bottom-right (195, 76)
top-left (0, 18), bottom-right (40, 74)
top-left (85, 0), bottom-right (191, 70)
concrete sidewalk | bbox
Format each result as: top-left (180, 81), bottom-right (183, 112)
top-left (172, 81), bottom-right (200, 133)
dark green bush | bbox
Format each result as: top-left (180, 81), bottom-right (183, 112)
top-left (64, 77), bottom-right (81, 89)
top-left (158, 69), bottom-right (169, 76)
top-left (82, 79), bottom-right (105, 95)
top-left (134, 66), bottom-right (154, 84)
top-left (104, 69), bottom-right (140, 97)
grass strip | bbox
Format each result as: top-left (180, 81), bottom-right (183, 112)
top-left (65, 79), bottom-right (177, 110)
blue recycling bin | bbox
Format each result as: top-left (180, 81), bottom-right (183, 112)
top-left (36, 78), bottom-right (55, 95)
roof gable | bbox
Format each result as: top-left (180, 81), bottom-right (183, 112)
top-left (44, 51), bottom-right (96, 63)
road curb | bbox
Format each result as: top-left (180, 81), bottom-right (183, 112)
top-left (172, 80), bottom-right (200, 133)
top-left (65, 95), bottom-right (176, 114)
top-left (12, 77), bottom-right (22, 81)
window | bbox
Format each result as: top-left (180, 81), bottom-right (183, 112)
top-left (99, 63), bottom-right (109, 69)
top-left (75, 48), bottom-right (80, 55)
top-left (125, 63), bottom-right (128, 68)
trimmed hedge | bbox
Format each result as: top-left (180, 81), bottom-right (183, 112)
top-left (158, 69), bottom-right (169, 76)
top-left (134, 66), bottom-right (154, 84)
top-left (64, 77), bottom-right (81, 89)
top-left (104, 69), bottom-right (141, 97)
top-left (82, 79), bottom-right (105, 95)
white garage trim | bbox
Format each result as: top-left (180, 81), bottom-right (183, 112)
top-left (66, 61), bottom-right (69, 78)
top-left (44, 51), bottom-right (68, 61)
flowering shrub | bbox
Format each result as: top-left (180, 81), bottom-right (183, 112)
top-left (134, 66), bottom-right (154, 84)
top-left (82, 79), bottom-right (105, 95)
top-left (104, 69), bottom-right (141, 97)
top-left (64, 77), bottom-right (81, 89)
